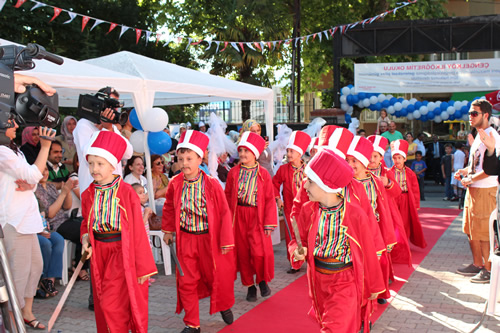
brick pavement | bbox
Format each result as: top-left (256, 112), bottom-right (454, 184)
top-left (32, 183), bottom-right (500, 332)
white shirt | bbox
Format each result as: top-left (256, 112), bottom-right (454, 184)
top-left (0, 147), bottom-right (44, 234)
top-left (414, 139), bottom-right (426, 156)
top-left (123, 173), bottom-right (148, 188)
top-left (68, 173), bottom-right (81, 217)
top-left (73, 118), bottom-right (133, 193)
top-left (452, 149), bottom-right (465, 172)
top-left (469, 127), bottom-right (500, 188)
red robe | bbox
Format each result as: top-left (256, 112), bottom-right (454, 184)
top-left (225, 164), bottom-right (277, 284)
top-left (162, 172), bottom-right (235, 317)
top-left (390, 165), bottom-right (427, 249)
top-left (81, 179), bottom-right (157, 333)
top-left (272, 163), bottom-right (302, 251)
top-left (288, 200), bottom-right (386, 333)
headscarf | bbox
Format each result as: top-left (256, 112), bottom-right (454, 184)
top-left (61, 116), bottom-right (77, 147)
top-left (238, 119), bottom-right (260, 144)
top-left (21, 126), bottom-right (38, 146)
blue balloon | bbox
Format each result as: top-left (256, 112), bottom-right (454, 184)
top-left (428, 111), bottom-right (435, 119)
top-left (345, 114), bottom-right (351, 124)
top-left (374, 102), bottom-right (382, 111)
top-left (389, 97), bottom-right (398, 105)
top-left (422, 100), bottom-right (428, 106)
top-left (352, 95), bottom-right (359, 104)
top-left (129, 108), bottom-right (143, 130)
top-left (382, 100), bottom-right (390, 108)
top-left (415, 101), bottom-right (422, 109)
top-left (421, 115), bottom-right (428, 122)
top-left (347, 84), bottom-right (354, 89)
top-left (454, 110), bottom-right (462, 118)
top-left (369, 104), bottom-right (377, 111)
top-left (440, 102), bottom-right (448, 111)
top-left (448, 100), bottom-right (455, 107)
top-left (400, 109), bottom-right (408, 117)
top-left (148, 131), bottom-right (172, 155)
top-left (461, 106), bottom-right (469, 115)
top-left (407, 105), bottom-right (415, 113)
top-left (395, 111), bottom-right (401, 117)
top-left (473, 96), bottom-right (480, 101)
top-left (398, 97), bottom-right (404, 103)
top-left (358, 92), bottom-right (366, 100)
top-left (449, 114), bottom-right (455, 121)
top-left (347, 95), bottom-right (354, 106)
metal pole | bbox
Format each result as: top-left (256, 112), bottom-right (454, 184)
top-left (290, 0), bottom-right (298, 123)
top-left (296, 0), bottom-right (301, 123)
top-left (333, 28), bottom-right (341, 108)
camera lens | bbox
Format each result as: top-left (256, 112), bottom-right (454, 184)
top-left (117, 111), bottom-right (128, 126)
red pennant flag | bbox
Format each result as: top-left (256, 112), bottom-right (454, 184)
top-left (13, 0), bottom-right (26, 8)
top-left (108, 23), bottom-right (118, 34)
top-left (220, 42), bottom-right (229, 52)
top-left (156, 33), bottom-right (161, 46)
top-left (313, 33), bottom-right (317, 40)
top-left (238, 42), bottom-right (245, 54)
top-left (50, 7), bottom-right (62, 22)
top-left (329, 28), bottom-right (333, 36)
top-left (285, 40), bottom-right (291, 45)
top-left (81, 16), bottom-right (90, 32)
top-left (191, 39), bottom-right (203, 45)
top-left (267, 42), bottom-right (271, 50)
top-left (254, 42), bottom-right (262, 51)
top-left (135, 29), bottom-right (142, 44)
top-left (278, 40), bottom-right (283, 49)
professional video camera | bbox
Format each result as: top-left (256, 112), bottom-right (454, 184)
top-left (77, 91), bottom-right (128, 126)
top-left (0, 43), bottom-right (63, 144)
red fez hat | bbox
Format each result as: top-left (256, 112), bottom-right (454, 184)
top-left (391, 139), bottom-right (409, 158)
top-left (317, 125), bottom-right (354, 159)
top-left (305, 149), bottom-right (353, 193)
top-left (239, 131), bottom-right (266, 159)
top-left (86, 130), bottom-right (127, 166)
top-left (347, 136), bottom-right (374, 168)
top-left (177, 130), bottom-right (210, 158)
top-left (367, 135), bottom-right (389, 156)
top-left (286, 131), bottom-right (311, 156)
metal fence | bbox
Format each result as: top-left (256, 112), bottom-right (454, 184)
top-left (197, 100), bottom-right (318, 124)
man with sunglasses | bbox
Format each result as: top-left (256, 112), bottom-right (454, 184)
top-left (454, 99), bottom-right (500, 284)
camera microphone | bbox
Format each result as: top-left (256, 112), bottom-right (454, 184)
top-left (25, 44), bottom-right (64, 66)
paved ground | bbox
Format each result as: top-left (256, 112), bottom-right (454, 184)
top-left (32, 182), bottom-right (500, 332)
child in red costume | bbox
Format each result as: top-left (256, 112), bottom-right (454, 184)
top-left (346, 136), bottom-right (397, 304)
top-left (273, 130), bottom-right (311, 273)
top-left (162, 130), bottom-right (236, 333)
top-left (225, 131), bottom-right (277, 302)
top-left (367, 135), bottom-right (412, 266)
top-left (390, 139), bottom-right (427, 249)
top-left (289, 149), bottom-right (385, 333)
top-left (81, 131), bottom-right (157, 333)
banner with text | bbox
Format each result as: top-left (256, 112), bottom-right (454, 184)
top-left (355, 58), bottom-right (500, 93)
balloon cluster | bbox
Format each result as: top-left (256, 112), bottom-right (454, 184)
top-left (339, 85), bottom-right (483, 123)
top-left (128, 107), bottom-right (172, 154)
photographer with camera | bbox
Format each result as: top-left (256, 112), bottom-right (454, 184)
top-left (74, 87), bottom-right (133, 194)
top-left (0, 73), bottom-right (58, 330)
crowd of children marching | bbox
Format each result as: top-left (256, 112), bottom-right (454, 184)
top-left (81, 121), bottom-right (428, 333)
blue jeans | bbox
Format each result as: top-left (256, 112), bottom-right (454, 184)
top-left (444, 176), bottom-right (454, 199)
top-left (37, 231), bottom-right (64, 279)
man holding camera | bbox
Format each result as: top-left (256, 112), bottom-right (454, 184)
top-left (74, 87), bottom-right (133, 193)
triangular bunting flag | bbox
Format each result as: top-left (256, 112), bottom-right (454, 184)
top-left (260, 42), bottom-right (265, 51)
top-left (267, 42), bottom-right (271, 50)
top-left (230, 42), bottom-right (239, 52)
top-left (323, 30), bottom-right (329, 40)
top-left (278, 40), bottom-right (283, 48)
top-left (305, 35), bottom-right (310, 44)
top-left (90, 19), bottom-right (104, 31)
top-left (313, 33), bottom-right (317, 41)
top-left (119, 26), bottom-right (130, 39)
top-left (177, 36), bottom-right (183, 43)
top-left (107, 23), bottom-right (118, 34)
top-left (13, 0), bottom-right (26, 8)
top-left (145, 31), bottom-right (152, 45)
top-left (238, 42), bottom-right (245, 54)
top-left (0, 0), bottom-right (6, 12)
top-left (295, 38), bottom-right (300, 47)
top-left (135, 29), bottom-right (142, 44)
top-left (186, 37), bottom-right (193, 50)
top-left (206, 40), bottom-right (213, 50)
top-left (254, 42), bottom-right (261, 51)
top-left (220, 41), bottom-right (229, 52)
top-left (215, 41), bottom-right (220, 53)
top-left (81, 16), bottom-right (90, 32)
top-left (156, 33), bottom-right (161, 46)
top-left (50, 7), bottom-right (62, 22)
top-left (63, 12), bottom-right (77, 24)
top-left (246, 42), bottom-right (256, 51)
top-left (191, 39), bottom-right (203, 45)
top-left (272, 41), bottom-right (277, 50)
top-left (318, 33), bottom-right (322, 42)
top-left (30, 1), bottom-right (46, 11)
top-left (329, 28), bottom-right (334, 36)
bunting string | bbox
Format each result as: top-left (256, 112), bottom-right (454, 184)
top-left (12, 0), bottom-right (418, 52)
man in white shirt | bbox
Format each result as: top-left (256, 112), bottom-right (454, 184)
top-left (455, 99), bottom-right (500, 283)
top-left (74, 87), bottom-right (133, 193)
top-left (414, 133), bottom-right (426, 156)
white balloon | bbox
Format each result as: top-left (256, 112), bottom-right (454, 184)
top-left (142, 107), bottom-right (169, 132)
top-left (407, 113), bottom-right (414, 120)
top-left (427, 102), bottom-right (435, 111)
top-left (453, 101), bottom-right (462, 110)
top-left (347, 107), bottom-right (354, 115)
top-left (419, 106), bottom-right (428, 115)
top-left (481, 96), bottom-right (486, 99)
top-left (402, 100), bottom-right (409, 108)
top-left (129, 130), bottom-right (145, 153)
top-left (387, 106), bottom-right (396, 114)
top-left (409, 98), bottom-right (417, 104)
top-left (378, 94), bottom-right (386, 102)
top-left (341, 103), bottom-right (349, 111)
top-left (369, 96), bottom-right (378, 104)
top-left (386, 94), bottom-right (394, 100)
top-left (363, 98), bottom-right (371, 107)
top-left (434, 116), bottom-right (442, 123)
top-left (435, 101), bottom-right (442, 108)
top-left (441, 111), bottom-right (449, 120)
top-left (462, 114), bottom-right (469, 121)
top-left (447, 106), bottom-right (455, 115)
top-left (357, 101), bottom-right (364, 108)
top-left (394, 102), bottom-right (402, 111)
top-left (341, 87), bottom-right (351, 95)
top-left (340, 95), bottom-right (347, 104)
top-left (350, 87), bottom-right (357, 95)
top-left (413, 110), bottom-right (421, 119)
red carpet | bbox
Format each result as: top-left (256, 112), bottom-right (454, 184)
top-left (219, 207), bottom-right (461, 332)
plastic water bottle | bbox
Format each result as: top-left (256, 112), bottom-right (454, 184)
top-left (41, 214), bottom-right (49, 233)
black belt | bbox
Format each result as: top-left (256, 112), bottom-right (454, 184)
top-left (238, 202), bottom-right (256, 207)
top-left (93, 232), bottom-right (122, 242)
top-left (180, 227), bottom-right (208, 235)
top-left (314, 257), bottom-right (353, 274)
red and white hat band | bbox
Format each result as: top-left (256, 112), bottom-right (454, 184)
top-left (326, 128), bottom-right (352, 159)
top-left (305, 149), bottom-right (353, 193)
top-left (368, 135), bottom-right (388, 156)
top-left (347, 136), bottom-right (372, 168)
top-left (177, 130), bottom-right (209, 158)
top-left (286, 131), bottom-right (311, 156)
top-left (238, 131), bottom-right (264, 159)
top-left (391, 139), bottom-right (408, 158)
top-left (305, 164), bottom-right (342, 193)
top-left (85, 130), bottom-right (127, 167)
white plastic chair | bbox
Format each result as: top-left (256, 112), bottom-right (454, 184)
top-left (487, 208), bottom-right (500, 315)
top-left (149, 230), bottom-right (172, 275)
top-left (61, 239), bottom-right (76, 286)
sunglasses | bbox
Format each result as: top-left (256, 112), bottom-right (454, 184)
top-left (468, 111), bottom-right (483, 117)
top-left (155, 161), bottom-right (164, 166)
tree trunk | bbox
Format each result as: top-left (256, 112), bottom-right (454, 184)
top-left (242, 100), bottom-right (251, 121)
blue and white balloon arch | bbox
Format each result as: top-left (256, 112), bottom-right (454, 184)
top-left (339, 85), bottom-right (483, 123)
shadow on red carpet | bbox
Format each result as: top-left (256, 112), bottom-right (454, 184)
top-left (218, 207), bottom-right (461, 332)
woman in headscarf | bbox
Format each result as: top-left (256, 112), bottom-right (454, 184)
top-left (56, 116), bottom-right (77, 173)
top-left (240, 119), bottom-right (274, 176)
top-left (20, 126), bottom-right (40, 165)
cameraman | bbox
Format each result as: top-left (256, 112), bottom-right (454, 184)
top-left (73, 87), bottom-right (133, 193)
top-left (0, 74), bottom-right (56, 329)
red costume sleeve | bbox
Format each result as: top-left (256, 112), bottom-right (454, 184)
top-left (210, 178), bottom-right (235, 248)
top-left (261, 168), bottom-right (278, 229)
top-left (272, 164), bottom-right (286, 199)
top-left (406, 167), bottom-right (420, 210)
top-left (383, 168), bottom-right (402, 198)
top-left (80, 188), bottom-right (91, 240)
top-left (162, 177), bottom-right (178, 233)
top-left (224, 168), bottom-right (237, 214)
